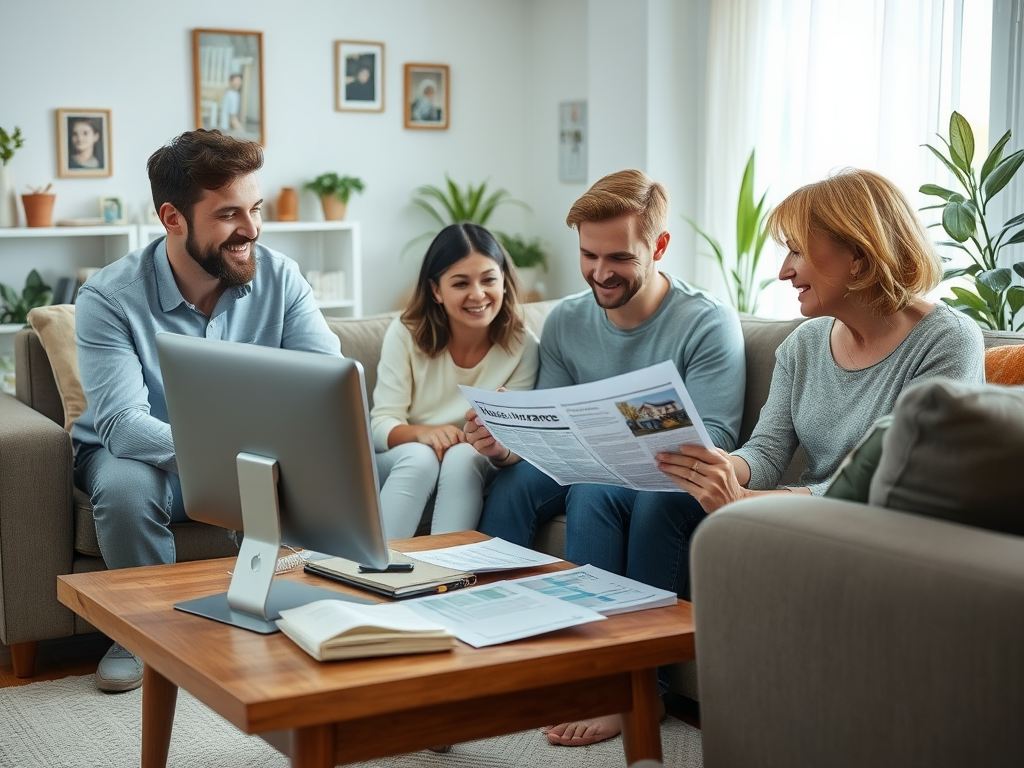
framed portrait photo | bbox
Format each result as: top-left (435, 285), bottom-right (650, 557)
top-left (57, 109), bottom-right (112, 178)
top-left (404, 63), bottom-right (449, 130)
top-left (336, 40), bottom-right (384, 112)
top-left (193, 28), bottom-right (265, 145)
top-left (98, 195), bottom-right (126, 224)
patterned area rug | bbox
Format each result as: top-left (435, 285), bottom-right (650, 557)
top-left (0, 675), bottom-right (703, 768)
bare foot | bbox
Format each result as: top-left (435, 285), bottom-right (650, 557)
top-left (541, 714), bottom-right (621, 746)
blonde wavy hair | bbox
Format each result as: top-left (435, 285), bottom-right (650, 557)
top-left (765, 168), bottom-right (942, 316)
top-left (565, 169), bottom-right (668, 243)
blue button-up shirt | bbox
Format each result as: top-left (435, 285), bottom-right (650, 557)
top-left (72, 237), bottom-right (341, 473)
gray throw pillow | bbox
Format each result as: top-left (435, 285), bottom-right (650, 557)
top-left (868, 378), bottom-right (1024, 535)
top-left (824, 415), bottom-right (893, 503)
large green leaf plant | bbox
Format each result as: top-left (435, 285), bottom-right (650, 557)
top-left (685, 149), bottom-right (774, 315)
top-left (921, 111), bottom-right (1024, 331)
top-left (403, 176), bottom-right (529, 255)
top-left (0, 269), bottom-right (53, 325)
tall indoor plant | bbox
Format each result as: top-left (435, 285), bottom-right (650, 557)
top-left (921, 111), bottom-right (1024, 331)
top-left (404, 176), bottom-right (528, 255)
top-left (0, 125), bottom-right (24, 228)
top-left (685, 149), bottom-right (773, 315)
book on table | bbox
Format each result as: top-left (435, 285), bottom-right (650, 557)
top-left (277, 599), bottom-right (455, 661)
top-left (303, 549), bottom-right (476, 599)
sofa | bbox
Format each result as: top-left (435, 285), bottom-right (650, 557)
top-left (691, 376), bottom-right (1024, 763)
top-left (1, 300), bottom-right (1019, 683)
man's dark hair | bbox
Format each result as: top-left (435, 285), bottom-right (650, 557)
top-left (147, 129), bottom-right (263, 223)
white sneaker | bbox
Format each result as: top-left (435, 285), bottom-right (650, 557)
top-left (95, 642), bottom-right (143, 692)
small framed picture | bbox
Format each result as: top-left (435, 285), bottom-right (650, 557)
top-left (99, 195), bottom-right (126, 224)
top-left (57, 109), bottom-right (112, 178)
top-left (193, 28), bottom-right (265, 145)
top-left (336, 41), bottom-right (384, 112)
top-left (404, 63), bottom-right (449, 130)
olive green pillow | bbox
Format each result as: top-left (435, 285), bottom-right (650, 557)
top-left (869, 378), bottom-right (1024, 535)
top-left (824, 415), bottom-right (893, 503)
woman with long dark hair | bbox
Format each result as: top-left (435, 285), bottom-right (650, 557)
top-left (370, 222), bottom-right (539, 537)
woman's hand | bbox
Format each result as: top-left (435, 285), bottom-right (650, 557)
top-left (403, 424), bottom-right (466, 461)
top-left (464, 407), bottom-right (517, 465)
top-left (656, 445), bottom-right (749, 513)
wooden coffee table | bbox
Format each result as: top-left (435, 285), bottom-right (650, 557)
top-left (57, 532), bottom-right (695, 768)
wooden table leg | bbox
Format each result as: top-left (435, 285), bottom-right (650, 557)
top-left (142, 664), bottom-right (178, 768)
top-left (621, 668), bottom-right (663, 765)
top-left (291, 725), bottom-right (334, 768)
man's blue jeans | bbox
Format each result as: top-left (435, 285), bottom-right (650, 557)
top-left (75, 444), bottom-right (188, 570)
top-left (479, 461), bottom-right (707, 599)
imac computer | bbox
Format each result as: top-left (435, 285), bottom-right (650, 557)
top-left (156, 332), bottom-right (389, 634)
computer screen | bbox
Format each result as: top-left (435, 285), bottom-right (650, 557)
top-left (156, 332), bottom-right (389, 633)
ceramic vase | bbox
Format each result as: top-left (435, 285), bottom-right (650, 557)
top-left (320, 196), bottom-right (347, 221)
top-left (276, 187), bottom-right (298, 221)
top-left (0, 166), bottom-right (16, 227)
top-left (22, 193), bottom-right (56, 228)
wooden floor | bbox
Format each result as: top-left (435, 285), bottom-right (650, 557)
top-left (0, 634), bottom-right (700, 728)
top-left (0, 633), bottom-right (111, 688)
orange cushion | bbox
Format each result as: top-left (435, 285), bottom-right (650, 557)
top-left (985, 345), bottom-right (1024, 386)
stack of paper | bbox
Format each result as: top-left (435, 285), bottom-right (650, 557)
top-left (277, 599), bottom-right (455, 661)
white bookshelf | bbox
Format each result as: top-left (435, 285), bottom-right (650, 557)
top-left (137, 221), bottom-right (362, 318)
top-left (0, 225), bottom-right (139, 354)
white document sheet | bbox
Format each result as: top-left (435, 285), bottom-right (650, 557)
top-left (460, 360), bottom-right (713, 492)
top-left (408, 537), bottom-right (561, 573)
top-left (510, 564), bottom-right (677, 615)
top-left (407, 581), bottom-right (605, 647)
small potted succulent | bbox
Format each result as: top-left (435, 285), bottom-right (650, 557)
top-left (21, 183), bottom-right (56, 228)
top-left (304, 173), bottom-right (365, 221)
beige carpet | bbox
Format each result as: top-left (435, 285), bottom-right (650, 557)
top-left (0, 675), bottom-right (703, 768)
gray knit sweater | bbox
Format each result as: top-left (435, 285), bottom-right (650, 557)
top-left (733, 304), bottom-right (985, 495)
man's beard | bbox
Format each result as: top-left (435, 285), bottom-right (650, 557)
top-left (185, 229), bottom-right (257, 287)
top-left (587, 273), bottom-right (643, 310)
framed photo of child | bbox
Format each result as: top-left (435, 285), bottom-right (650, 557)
top-left (193, 28), bottom-right (265, 146)
top-left (404, 63), bottom-right (449, 130)
top-left (57, 109), bottom-right (112, 178)
top-left (336, 41), bottom-right (384, 112)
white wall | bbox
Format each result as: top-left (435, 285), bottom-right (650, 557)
top-left (1, 0), bottom-right (712, 312)
top-left (1, 0), bottom-right (537, 314)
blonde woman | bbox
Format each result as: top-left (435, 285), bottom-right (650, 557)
top-left (658, 168), bottom-right (985, 508)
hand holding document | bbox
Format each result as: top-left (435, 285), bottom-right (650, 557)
top-left (461, 361), bottom-right (712, 492)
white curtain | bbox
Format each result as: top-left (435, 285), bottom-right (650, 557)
top-left (700, 0), bottom-right (980, 318)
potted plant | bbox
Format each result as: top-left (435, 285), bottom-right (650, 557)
top-left (920, 111), bottom-right (1024, 331)
top-left (304, 173), bottom-right (365, 221)
top-left (498, 232), bottom-right (549, 298)
top-left (404, 176), bottom-right (529, 255)
top-left (0, 125), bottom-right (24, 228)
top-left (685, 149), bottom-right (774, 315)
top-left (21, 183), bottom-right (55, 228)
top-left (0, 269), bottom-right (53, 325)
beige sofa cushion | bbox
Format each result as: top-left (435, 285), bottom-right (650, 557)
top-left (869, 378), bottom-right (1024, 535)
top-left (26, 305), bottom-right (85, 433)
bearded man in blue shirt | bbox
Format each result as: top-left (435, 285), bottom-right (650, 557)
top-left (72, 130), bottom-right (340, 692)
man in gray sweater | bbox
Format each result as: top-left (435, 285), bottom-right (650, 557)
top-left (467, 168), bottom-right (745, 745)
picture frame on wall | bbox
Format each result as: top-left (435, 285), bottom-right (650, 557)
top-left (404, 63), bottom-right (449, 130)
top-left (56, 109), bottom-right (112, 178)
top-left (336, 40), bottom-right (384, 112)
top-left (98, 195), bottom-right (126, 224)
top-left (193, 28), bottom-right (265, 145)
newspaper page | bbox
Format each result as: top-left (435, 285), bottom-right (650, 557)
top-left (460, 360), bottom-right (712, 492)
top-left (407, 581), bottom-right (605, 647)
top-left (510, 564), bottom-right (677, 616)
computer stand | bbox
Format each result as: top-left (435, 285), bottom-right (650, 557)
top-left (173, 452), bottom-right (370, 634)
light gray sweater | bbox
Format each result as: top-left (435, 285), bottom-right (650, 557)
top-left (734, 304), bottom-right (985, 495)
